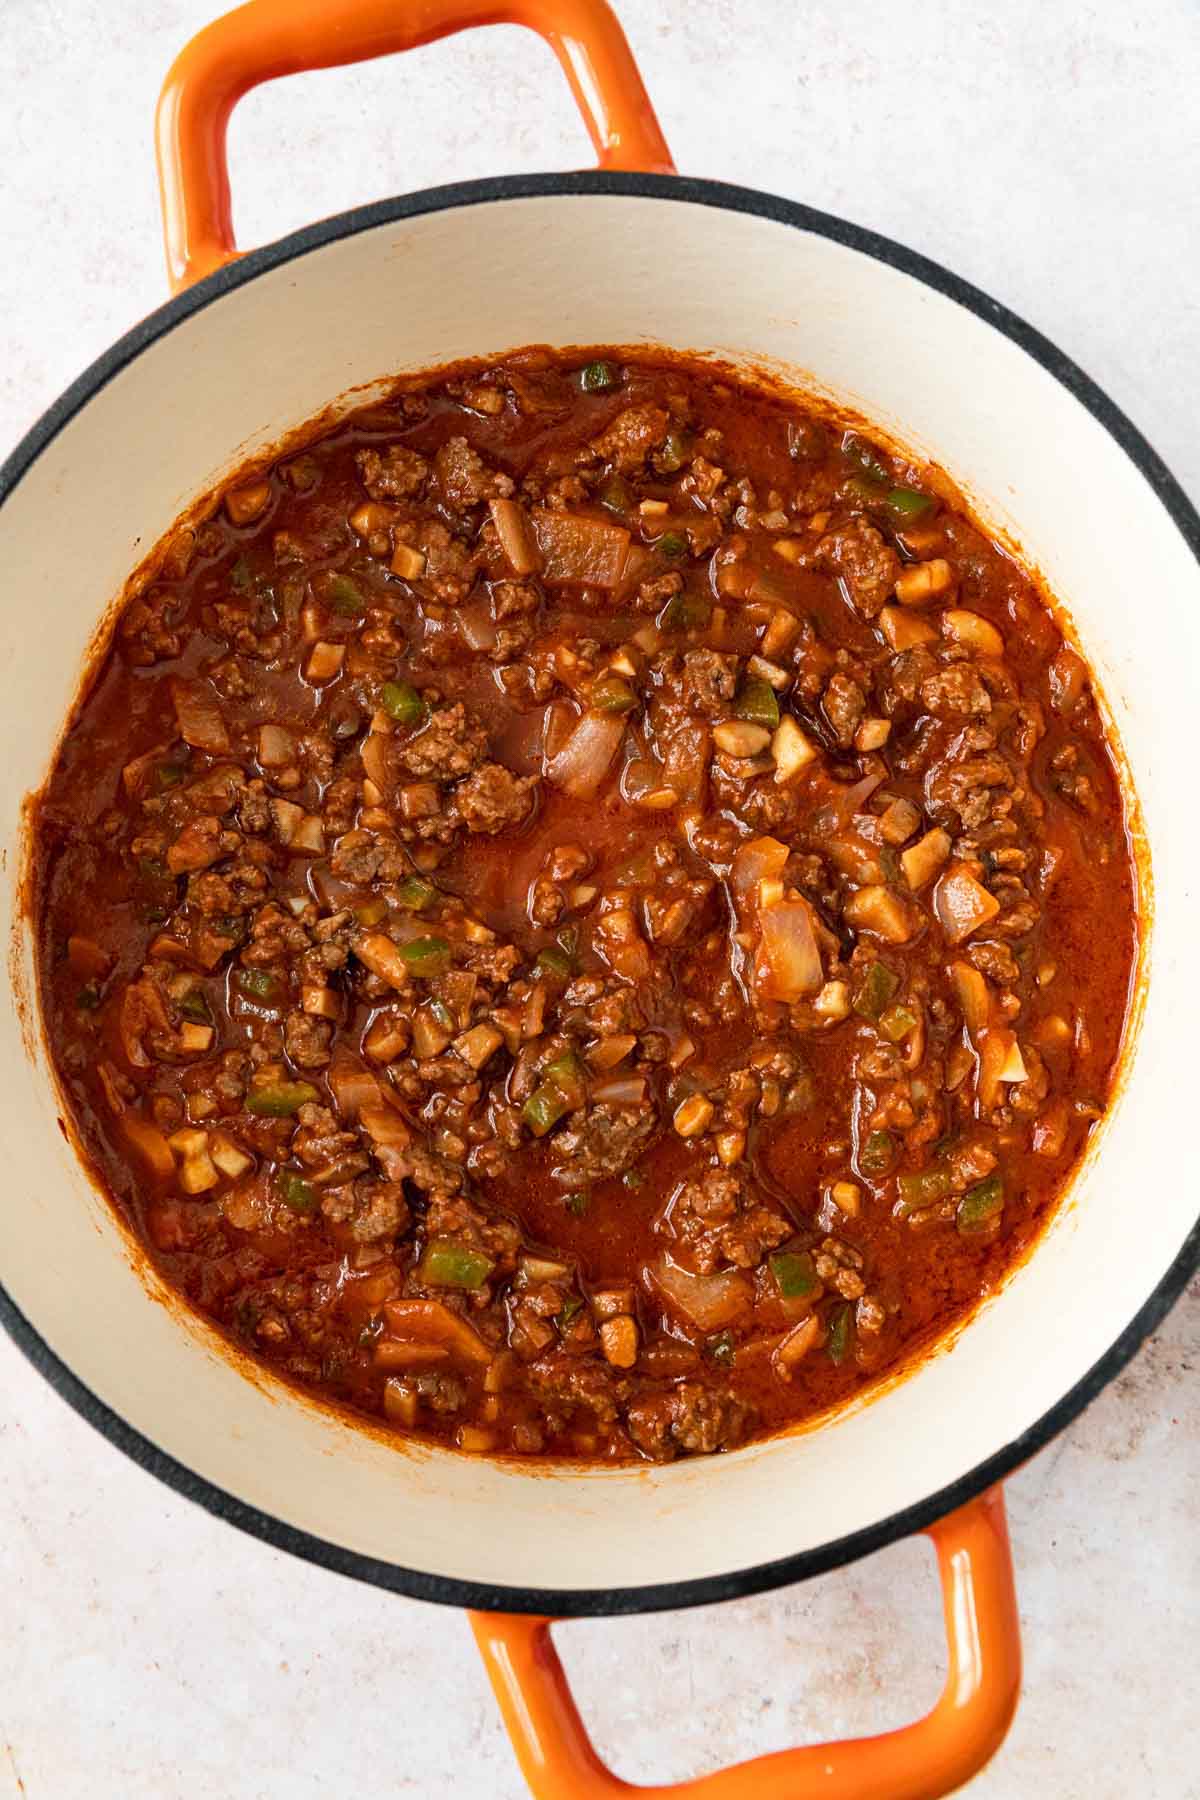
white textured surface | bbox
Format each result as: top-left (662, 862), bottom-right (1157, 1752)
top-left (2, 3), bottom-right (1198, 1795)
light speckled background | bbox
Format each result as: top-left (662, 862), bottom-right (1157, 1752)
top-left (2, 4), bottom-right (1198, 1795)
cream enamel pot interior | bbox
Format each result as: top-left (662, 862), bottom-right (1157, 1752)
top-left (3, 3), bottom-right (1200, 1793)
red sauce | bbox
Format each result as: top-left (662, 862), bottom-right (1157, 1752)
top-left (33, 349), bottom-right (1138, 1462)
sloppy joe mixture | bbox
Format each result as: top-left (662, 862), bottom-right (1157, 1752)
top-left (35, 350), bottom-right (1137, 1462)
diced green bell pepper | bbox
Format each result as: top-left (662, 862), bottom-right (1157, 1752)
top-left (524, 1083), bottom-right (572, 1138)
top-left (896, 1168), bottom-right (953, 1215)
top-left (246, 1080), bottom-right (320, 1117)
top-left (769, 1250), bottom-right (819, 1300)
top-left (597, 475), bottom-right (632, 514)
top-left (660, 590), bottom-right (711, 632)
top-left (878, 1001), bottom-right (919, 1044)
top-left (397, 936), bottom-right (451, 976)
top-left (418, 1239), bottom-right (494, 1289)
top-left (234, 967), bottom-right (282, 1003)
top-left (853, 961), bottom-right (899, 1022)
top-left (579, 360), bottom-right (619, 392)
top-left (542, 1050), bottom-right (586, 1108)
top-left (589, 675), bottom-right (638, 715)
top-left (885, 487), bottom-right (933, 520)
top-left (733, 677), bottom-right (780, 729)
top-left (534, 945), bottom-right (572, 981)
top-left (859, 1129), bottom-right (897, 1177)
top-left (827, 1302), bottom-right (853, 1364)
top-left (277, 1168), bottom-right (318, 1214)
top-left (381, 680), bottom-right (427, 727)
top-left (326, 573), bottom-right (365, 616)
top-left (957, 1174), bottom-right (1004, 1237)
top-left (657, 430), bottom-right (692, 474)
top-left (842, 435), bottom-right (890, 486)
top-left (394, 875), bottom-right (438, 912)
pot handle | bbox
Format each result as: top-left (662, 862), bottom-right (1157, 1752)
top-left (471, 1485), bottom-right (1020, 1800)
top-left (155, 0), bottom-right (674, 292)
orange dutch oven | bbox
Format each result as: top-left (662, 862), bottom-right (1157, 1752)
top-left (4, 2), bottom-right (1198, 1797)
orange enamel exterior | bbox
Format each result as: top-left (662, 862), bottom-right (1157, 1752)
top-left (154, 6), bottom-right (1021, 1792)
top-left (471, 1488), bottom-right (1021, 1799)
top-left (154, 0), bottom-right (675, 292)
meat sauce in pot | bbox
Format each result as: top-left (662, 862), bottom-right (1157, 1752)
top-left (34, 350), bottom-right (1138, 1463)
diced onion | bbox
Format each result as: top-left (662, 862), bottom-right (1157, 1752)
top-left (940, 608), bottom-right (1005, 658)
top-left (730, 835), bottom-right (790, 904)
top-left (826, 831), bottom-right (887, 887)
top-left (586, 1034), bottom-right (639, 1071)
top-left (756, 899), bottom-right (823, 999)
top-left (210, 1134), bottom-right (253, 1180)
top-left (412, 1009), bottom-right (451, 1058)
top-left (359, 1104), bottom-right (412, 1147)
top-left (774, 1313), bottom-right (822, 1375)
top-left (651, 1256), bottom-right (752, 1330)
top-left (119, 978), bottom-right (170, 1068)
top-left (950, 961), bottom-right (991, 1037)
top-left (290, 814), bottom-right (325, 854)
top-left (878, 605), bottom-right (938, 651)
top-left (843, 884), bottom-right (914, 945)
top-left (900, 827), bottom-right (951, 891)
top-left (977, 1029), bottom-right (1016, 1110)
top-left (382, 1298), bottom-right (492, 1366)
top-left (771, 715), bottom-right (818, 784)
top-left (546, 710), bottom-right (625, 798)
top-left (328, 1061), bottom-right (384, 1118)
top-left (271, 798), bottom-right (302, 844)
top-left (170, 678), bottom-right (230, 754)
top-left (360, 731), bottom-right (390, 789)
top-left (1048, 643), bottom-right (1087, 715)
top-left (356, 933), bottom-right (412, 990)
top-left (812, 772), bottom-right (885, 833)
top-left (121, 744), bottom-right (171, 798)
top-left (457, 599), bottom-right (498, 652)
top-left (590, 1076), bottom-right (647, 1107)
top-left (258, 724), bottom-right (295, 768)
top-left (1032, 1099), bottom-right (1070, 1157)
top-left (120, 1113), bottom-right (176, 1185)
top-left (934, 863), bottom-right (1001, 945)
top-left (532, 509), bottom-right (630, 587)
top-left (620, 757), bottom-right (664, 802)
top-left (489, 498), bottom-right (541, 575)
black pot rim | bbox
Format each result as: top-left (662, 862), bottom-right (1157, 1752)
top-left (3, 169), bottom-right (1198, 1620)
